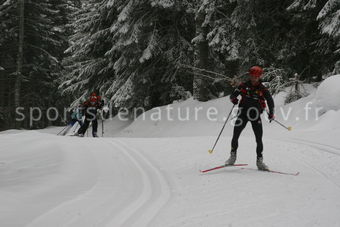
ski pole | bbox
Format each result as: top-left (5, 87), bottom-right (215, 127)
top-left (57, 125), bottom-right (68, 135)
top-left (266, 111), bottom-right (292, 131)
top-left (102, 119), bottom-right (104, 137)
top-left (208, 105), bottom-right (236, 154)
top-left (273, 119), bottom-right (292, 131)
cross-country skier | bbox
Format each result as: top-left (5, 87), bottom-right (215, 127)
top-left (75, 92), bottom-right (104, 137)
top-left (61, 107), bottom-right (83, 136)
top-left (225, 66), bottom-right (275, 170)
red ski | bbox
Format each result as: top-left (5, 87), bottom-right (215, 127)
top-left (241, 168), bottom-right (300, 176)
top-left (200, 164), bottom-right (248, 173)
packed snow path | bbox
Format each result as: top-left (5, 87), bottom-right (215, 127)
top-left (0, 132), bottom-right (170, 227)
top-left (1, 131), bottom-right (340, 226)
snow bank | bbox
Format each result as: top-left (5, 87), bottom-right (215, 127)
top-left (273, 83), bottom-right (316, 107)
top-left (1, 78), bottom-right (340, 226)
top-left (116, 97), bottom-right (236, 137)
top-left (315, 75), bottom-right (340, 111)
top-left (114, 76), bottom-right (339, 137)
top-left (36, 76), bottom-right (340, 138)
top-left (309, 109), bottom-right (340, 131)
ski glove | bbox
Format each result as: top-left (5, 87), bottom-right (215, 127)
top-left (268, 113), bottom-right (275, 122)
top-left (230, 98), bottom-right (239, 105)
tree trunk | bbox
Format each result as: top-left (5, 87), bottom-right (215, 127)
top-left (14, 0), bottom-right (25, 110)
top-left (0, 73), bottom-right (4, 108)
top-left (14, 0), bottom-right (25, 128)
top-left (193, 8), bottom-right (209, 102)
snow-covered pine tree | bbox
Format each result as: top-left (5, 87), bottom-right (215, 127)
top-left (190, 0), bottom-right (244, 100)
top-left (287, 0), bottom-right (339, 81)
top-left (63, 0), bottom-right (195, 111)
top-left (206, 0), bottom-right (240, 76)
top-left (191, 0), bottom-right (239, 101)
top-left (192, 0), bottom-right (212, 102)
top-left (199, 0), bottom-right (283, 94)
top-left (61, 0), bottom-right (114, 105)
top-left (317, 0), bottom-right (340, 74)
top-left (0, 0), bottom-right (72, 128)
top-left (317, 0), bottom-right (340, 37)
top-left (0, 0), bottom-right (16, 128)
top-left (106, 0), bottom-right (195, 110)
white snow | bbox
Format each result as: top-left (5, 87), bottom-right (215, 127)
top-left (2, 0), bottom-right (11, 6)
top-left (139, 47), bottom-right (152, 63)
top-left (1, 76), bottom-right (340, 226)
top-left (317, 0), bottom-right (338, 19)
top-left (150, 0), bottom-right (174, 8)
top-left (315, 75), bottom-right (340, 111)
top-left (117, 0), bottom-right (133, 22)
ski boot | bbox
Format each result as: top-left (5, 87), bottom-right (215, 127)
top-left (225, 151), bottom-right (237, 166)
top-left (75, 133), bottom-right (84, 137)
top-left (93, 132), bottom-right (98, 138)
top-left (257, 157), bottom-right (269, 171)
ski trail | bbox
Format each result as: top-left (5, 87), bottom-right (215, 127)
top-left (285, 138), bottom-right (340, 156)
top-left (294, 138), bottom-right (340, 151)
top-left (107, 139), bottom-right (171, 227)
top-left (274, 138), bottom-right (340, 189)
top-left (20, 137), bottom-right (170, 227)
top-left (27, 139), bottom-right (144, 227)
top-left (127, 137), bottom-right (340, 227)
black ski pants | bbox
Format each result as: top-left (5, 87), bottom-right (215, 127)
top-left (78, 117), bottom-right (98, 136)
top-left (231, 108), bottom-right (264, 158)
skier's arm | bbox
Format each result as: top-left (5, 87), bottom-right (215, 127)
top-left (82, 101), bottom-right (89, 108)
top-left (229, 84), bottom-right (244, 105)
top-left (264, 89), bottom-right (275, 115)
top-left (97, 100), bottom-right (104, 109)
top-left (79, 102), bottom-right (88, 115)
top-left (230, 85), bottom-right (242, 100)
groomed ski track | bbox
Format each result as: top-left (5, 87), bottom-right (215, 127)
top-left (0, 132), bottom-right (340, 226)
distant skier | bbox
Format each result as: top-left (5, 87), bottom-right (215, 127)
top-left (61, 107), bottom-right (83, 136)
top-left (75, 92), bottom-right (104, 137)
top-left (225, 66), bottom-right (275, 170)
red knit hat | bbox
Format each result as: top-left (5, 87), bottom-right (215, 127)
top-left (249, 66), bottom-right (264, 78)
top-left (90, 93), bottom-right (98, 103)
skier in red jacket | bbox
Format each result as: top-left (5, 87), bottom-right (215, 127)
top-left (76, 92), bottom-right (104, 137)
top-left (226, 66), bottom-right (275, 170)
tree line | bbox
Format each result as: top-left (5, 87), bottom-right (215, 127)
top-left (0, 0), bottom-right (339, 130)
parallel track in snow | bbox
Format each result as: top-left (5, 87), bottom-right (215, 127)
top-left (285, 138), bottom-right (340, 157)
top-left (277, 138), bottom-right (340, 189)
top-left (107, 140), bottom-right (171, 227)
top-left (26, 138), bottom-right (170, 227)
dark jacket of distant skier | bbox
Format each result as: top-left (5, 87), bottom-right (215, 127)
top-left (226, 66), bottom-right (275, 171)
top-left (77, 93), bottom-right (104, 137)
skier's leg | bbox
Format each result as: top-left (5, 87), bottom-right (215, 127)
top-left (251, 118), bottom-right (269, 170)
top-left (92, 119), bottom-right (98, 137)
top-left (78, 120), bottom-right (83, 127)
top-left (78, 118), bottom-right (90, 135)
top-left (231, 114), bottom-right (248, 152)
top-left (251, 118), bottom-right (263, 157)
top-left (70, 119), bottom-right (77, 126)
top-left (226, 115), bottom-right (248, 165)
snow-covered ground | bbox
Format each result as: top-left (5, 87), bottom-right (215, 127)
top-left (1, 75), bottom-right (340, 227)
